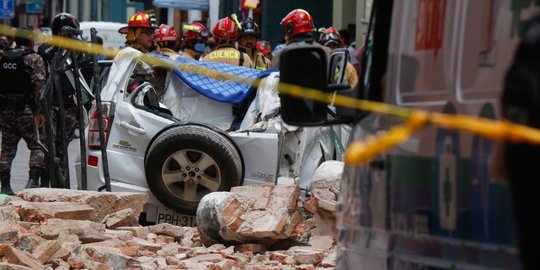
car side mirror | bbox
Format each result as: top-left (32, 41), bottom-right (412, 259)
top-left (279, 46), bottom-right (329, 126)
top-left (279, 46), bottom-right (356, 126)
top-left (328, 48), bottom-right (348, 85)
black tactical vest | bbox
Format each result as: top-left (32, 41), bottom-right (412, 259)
top-left (0, 48), bottom-right (34, 110)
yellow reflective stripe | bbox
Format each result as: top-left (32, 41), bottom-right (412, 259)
top-left (208, 50), bottom-right (240, 60)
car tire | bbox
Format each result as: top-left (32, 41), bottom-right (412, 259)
top-left (145, 125), bottom-right (243, 214)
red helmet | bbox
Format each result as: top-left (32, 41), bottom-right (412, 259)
top-left (319, 27), bottom-right (342, 47)
top-left (183, 22), bottom-right (207, 42)
top-left (119, 11), bottom-right (155, 33)
top-left (325, 26), bottom-right (338, 35)
top-left (154, 24), bottom-right (178, 42)
top-left (212, 17), bottom-right (238, 41)
top-left (256, 40), bottom-right (272, 55)
top-left (281, 9), bottom-right (314, 37)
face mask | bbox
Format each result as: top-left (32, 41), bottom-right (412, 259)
top-left (194, 43), bottom-right (206, 52)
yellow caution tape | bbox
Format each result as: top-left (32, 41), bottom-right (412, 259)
top-left (345, 110), bottom-right (428, 164)
top-left (3, 24), bottom-right (540, 166)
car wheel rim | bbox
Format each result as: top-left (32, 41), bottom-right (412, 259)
top-left (161, 149), bottom-right (222, 202)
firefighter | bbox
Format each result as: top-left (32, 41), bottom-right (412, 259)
top-left (118, 11), bottom-right (158, 53)
top-left (180, 22), bottom-right (210, 60)
top-left (202, 17), bottom-right (254, 68)
top-left (118, 11), bottom-right (158, 92)
top-left (237, 17), bottom-right (270, 70)
top-left (0, 27), bottom-right (47, 194)
top-left (37, 13), bottom-right (82, 188)
top-left (270, 9), bottom-right (331, 69)
top-left (319, 27), bottom-right (358, 88)
top-left (154, 24), bottom-right (181, 60)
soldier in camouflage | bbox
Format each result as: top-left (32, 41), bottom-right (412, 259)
top-left (0, 27), bottom-right (47, 195)
top-left (37, 13), bottom-right (82, 187)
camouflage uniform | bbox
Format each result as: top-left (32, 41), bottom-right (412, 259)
top-left (38, 43), bottom-right (80, 186)
top-left (0, 47), bottom-right (46, 194)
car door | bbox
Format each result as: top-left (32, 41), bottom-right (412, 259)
top-left (106, 58), bottom-right (175, 188)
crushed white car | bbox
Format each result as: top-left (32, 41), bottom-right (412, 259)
top-left (76, 47), bottom-right (348, 225)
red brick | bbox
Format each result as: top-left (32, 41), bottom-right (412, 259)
top-left (4, 245), bottom-right (45, 270)
top-left (295, 265), bottom-right (316, 270)
top-left (51, 247), bottom-right (71, 261)
top-left (155, 235), bottom-right (175, 244)
top-left (222, 198), bottom-right (241, 224)
top-left (32, 240), bottom-right (61, 263)
top-left (269, 252), bottom-right (288, 263)
top-left (303, 197), bottom-right (318, 214)
top-left (284, 211), bottom-right (300, 237)
top-left (225, 211), bottom-right (244, 232)
top-left (119, 246), bottom-right (138, 257)
top-left (234, 243), bottom-right (266, 253)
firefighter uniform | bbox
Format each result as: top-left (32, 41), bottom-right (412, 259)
top-left (240, 47), bottom-right (270, 70)
top-left (202, 44), bottom-right (254, 68)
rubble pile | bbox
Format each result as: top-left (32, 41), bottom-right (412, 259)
top-left (0, 162), bottom-right (342, 270)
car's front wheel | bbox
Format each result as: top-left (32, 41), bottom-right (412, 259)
top-left (145, 125), bottom-right (243, 214)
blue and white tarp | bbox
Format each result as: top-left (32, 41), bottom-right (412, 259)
top-left (173, 56), bottom-right (275, 104)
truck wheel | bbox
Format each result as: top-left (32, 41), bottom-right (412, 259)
top-left (145, 125), bottom-right (243, 214)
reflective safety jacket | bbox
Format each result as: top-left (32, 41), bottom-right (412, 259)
top-left (202, 44), bottom-right (254, 68)
top-left (239, 46), bottom-right (270, 70)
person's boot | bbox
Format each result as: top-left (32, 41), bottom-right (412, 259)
top-left (0, 171), bottom-right (14, 195)
top-left (40, 170), bottom-right (49, 188)
top-left (25, 167), bottom-right (42, 189)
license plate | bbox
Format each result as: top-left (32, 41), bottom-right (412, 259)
top-left (156, 207), bottom-right (197, 227)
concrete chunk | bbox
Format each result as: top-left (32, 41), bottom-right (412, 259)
top-left (13, 201), bottom-right (94, 222)
top-left (128, 237), bottom-right (162, 252)
top-left (102, 208), bottom-right (138, 229)
top-left (40, 219), bottom-right (107, 243)
top-left (17, 189), bottom-right (148, 223)
top-left (147, 223), bottom-right (185, 241)
top-left (115, 226), bottom-right (150, 238)
top-left (0, 263), bottom-right (32, 270)
top-left (2, 245), bottom-right (44, 270)
top-left (230, 184), bottom-right (273, 210)
top-left (293, 249), bottom-right (324, 265)
top-left (80, 245), bottom-right (139, 269)
top-left (308, 236), bottom-right (334, 250)
top-left (267, 185), bottom-right (300, 213)
top-left (0, 220), bottom-right (21, 245)
top-left (0, 205), bottom-right (19, 222)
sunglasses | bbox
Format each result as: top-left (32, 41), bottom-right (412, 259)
top-left (141, 29), bottom-right (155, 35)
